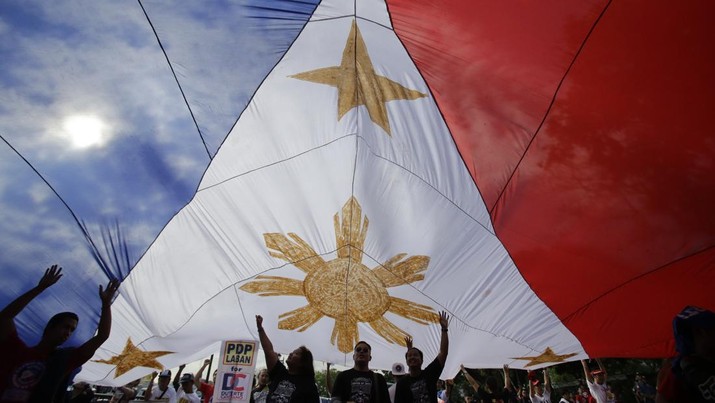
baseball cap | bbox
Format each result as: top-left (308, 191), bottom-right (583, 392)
top-left (180, 373), bottom-right (194, 383)
top-left (391, 362), bottom-right (406, 376)
top-left (158, 370), bottom-right (171, 378)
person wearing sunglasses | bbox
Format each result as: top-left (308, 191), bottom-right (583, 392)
top-left (331, 341), bottom-right (390, 403)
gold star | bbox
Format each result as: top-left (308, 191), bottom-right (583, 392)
top-left (290, 20), bottom-right (426, 135)
top-left (94, 338), bottom-right (173, 377)
top-left (512, 347), bottom-right (577, 367)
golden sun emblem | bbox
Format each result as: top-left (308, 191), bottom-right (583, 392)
top-left (240, 197), bottom-right (438, 353)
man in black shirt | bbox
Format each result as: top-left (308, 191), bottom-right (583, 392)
top-left (394, 311), bottom-right (450, 403)
top-left (331, 341), bottom-right (390, 403)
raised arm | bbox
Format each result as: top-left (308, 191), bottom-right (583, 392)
top-left (595, 358), bottom-right (607, 382)
top-left (256, 315), bottom-right (279, 371)
top-left (503, 365), bottom-right (512, 391)
top-left (581, 360), bottom-right (594, 383)
top-left (326, 362), bottom-right (333, 397)
top-left (437, 311), bottom-right (450, 366)
top-left (196, 358), bottom-right (211, 384)
top-left (460, 365), bottom-right (480, 392)
top-left (173, 364), bottom-right (186, 391)
top-left (0, 265), bottom-right (62, 341)
top-left (75, 279), bottom-right (120, 363)
top-left (144, 372), bottom-right (158, 401)
top-left (528, 377), bottom-right (535, 397)
top-left (543, 368), bottom-right (552, 394)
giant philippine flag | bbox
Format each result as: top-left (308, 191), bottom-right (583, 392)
top-left (0, 0), bottom-right (713, 386)
top-left (81, 0), bottom-right (585, 382)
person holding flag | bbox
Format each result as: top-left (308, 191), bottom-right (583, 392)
top-left (581, 359), bottom-right (608, 403)
top-left (393, 311), bottom-right (450, 403)
top-left (0, 264), bottom-right (119, 402)
top-left (256, 315), bottom-right (320, 403)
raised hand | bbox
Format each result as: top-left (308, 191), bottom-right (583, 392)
top-left (99, 279), bottom-right (120, 306)
top-left (38, 264), bottom-right (63, 290)
top-left (439, 310), bottom-right (450, 330)
top-left (256, 315), bottom-right (264, 329)
top-left (404, 335), bottom-right (413, 349)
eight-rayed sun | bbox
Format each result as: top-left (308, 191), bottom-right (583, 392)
top-left (240, 197), bottom-right (438, 353)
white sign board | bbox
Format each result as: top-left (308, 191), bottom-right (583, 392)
top-left (212, 340), bottom-right (258, 403)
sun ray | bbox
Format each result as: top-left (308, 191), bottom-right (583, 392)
top-left (278, 305), bottom-right (324, 332)
top-left (372, 254), bottom-right (430, 288)
top-left (239, 275), bottom-right (305, 296)
top-left (369, 316), bottom-right (409, 345)
top-left (331, 313), bottom-right (359, 353)
top-left (335, 197), bottom-right (368, 261)
top-left (388, 296), bottom-right (439, 325)
top-left (264, 233), bottom-right (326, 273)
top-left (290, 67), bottom-right (339, 87)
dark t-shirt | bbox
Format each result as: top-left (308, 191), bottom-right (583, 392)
top-left (0, 331), bottom-right (82, 403)
top-left (331, 368), bottom-right (390, 403)
top-left (267, 361), bottom-right (319, 403)
top-left (394, 358), bottom-right (443, 403)
top-left (659, 355), bottom-right (715, 403)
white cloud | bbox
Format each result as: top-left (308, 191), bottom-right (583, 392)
top-left (28, 182), bottom-right (51, 204)
top-left (0, 0), bottom-right (311, 311)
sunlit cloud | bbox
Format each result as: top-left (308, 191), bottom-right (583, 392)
top-left (62, 115), bottom-right (107, 149)
top-left (0, 0), bottom-right (318, 354)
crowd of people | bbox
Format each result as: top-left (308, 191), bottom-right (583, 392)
top-left (1, 266), bottom-right (713, 403)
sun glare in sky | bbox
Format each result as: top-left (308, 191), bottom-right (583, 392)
top-left (63, 115), bottom-right (106, 148)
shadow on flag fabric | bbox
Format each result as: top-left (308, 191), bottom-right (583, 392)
top-left (0, 0), bottom-right (713, 387)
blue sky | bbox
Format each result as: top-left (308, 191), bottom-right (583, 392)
top-left (0, 0), bottom-right (319, 345)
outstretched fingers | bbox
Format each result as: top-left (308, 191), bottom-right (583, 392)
top-left (439, 310), bottom-right (450, 329)
top-left (404, 335), bottom-right (413, 349)
top-left (38, 264), bottom-right (63, 289)
top-left (99, 279), bottom-right (120, 305)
